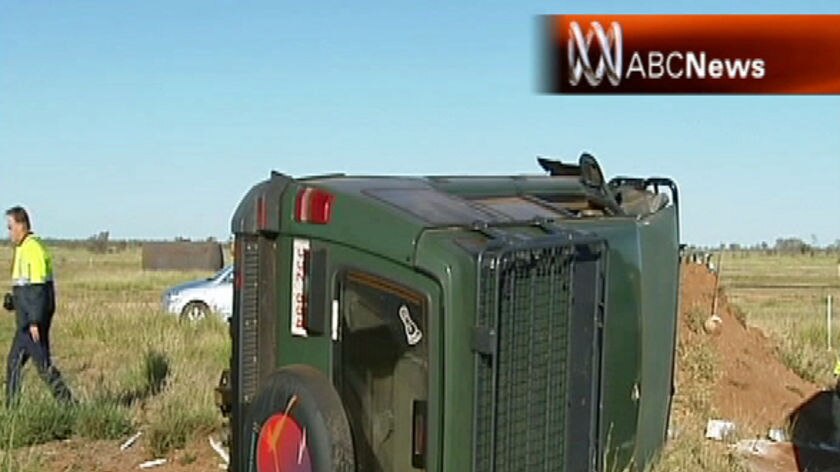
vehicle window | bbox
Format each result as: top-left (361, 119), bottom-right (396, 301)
top-left (339, 271), bottom-right (428, 471)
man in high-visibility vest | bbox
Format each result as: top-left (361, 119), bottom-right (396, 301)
top-left (3, 206), bottom-right (73, 407)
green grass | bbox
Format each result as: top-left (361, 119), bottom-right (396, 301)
top-left (0, 246), bottom-right (230, 466)
top-left (0, 394), bottom-right (132, 448)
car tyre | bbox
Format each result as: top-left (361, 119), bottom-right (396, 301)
top-left (243, 365), bottom-right (355, 472)
top-left (180, 301), bottom-right (210, 322)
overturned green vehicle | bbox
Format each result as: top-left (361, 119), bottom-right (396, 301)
top-left (218, 154), bottom-right (681, 472)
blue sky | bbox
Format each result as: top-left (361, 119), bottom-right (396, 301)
top-left (1, 1), bottom-right (838, 246)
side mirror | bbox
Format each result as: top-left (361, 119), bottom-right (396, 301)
top-left (579, 153), bottom-right (605, 189)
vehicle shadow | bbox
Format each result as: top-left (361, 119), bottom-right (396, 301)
top-left (788, 390), bottom-right (840, 472)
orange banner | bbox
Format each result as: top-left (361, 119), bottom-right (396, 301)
top-left (541, 15), bottom-right (840, 94)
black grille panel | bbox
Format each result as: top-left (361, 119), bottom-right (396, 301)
top-left (474, 235), bottom-right (605, 472)
top-left (239, 237), bottom-right (261, 402)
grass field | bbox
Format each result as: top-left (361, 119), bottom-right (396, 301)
top-left (0, 245), bottom-right (229, 470)
top-left (719, 251), bottom-right (840, 387)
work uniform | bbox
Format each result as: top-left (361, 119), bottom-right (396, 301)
top-left (7, 233), bottom-right (72, 407)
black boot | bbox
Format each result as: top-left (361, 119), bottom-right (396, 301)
top-left (42, 365), bottom-right (76, 406)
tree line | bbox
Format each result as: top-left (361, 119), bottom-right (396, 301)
top-left (689, 237), bottom-right (840, 255)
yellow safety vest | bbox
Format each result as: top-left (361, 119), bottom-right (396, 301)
top-left (11, 234), bottom-right (53, 285)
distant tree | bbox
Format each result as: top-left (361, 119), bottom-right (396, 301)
top-left (87, 231), bottom-right (110, 254)
top-left (775, 237), bottom-right (810, 254)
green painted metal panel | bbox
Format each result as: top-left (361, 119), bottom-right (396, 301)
top-left (632, 206), bottom-right (680, 467)
top-left (562, 210), bottom-right (680, 471)
top-left (281, 181), bottom-right (426, 267)
top-left (562, 218), bottom-right (644, 470)
top-left (273, 235), bottom-right (333, 373)
top-left (414, 229), bottom-right (480, 472)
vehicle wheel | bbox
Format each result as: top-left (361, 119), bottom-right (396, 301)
top-left (180, 301), bottom-right (210, 322)
top-left (244, 365), bottom-right (355, 472)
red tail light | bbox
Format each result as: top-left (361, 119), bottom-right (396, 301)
top-left (295, 187), bottom-right (334, 224)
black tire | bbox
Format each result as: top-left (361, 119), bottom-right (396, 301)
top-left (243, 365), bottom-right (355, 472)
top-left (180, 301), bottom-right (209, 321)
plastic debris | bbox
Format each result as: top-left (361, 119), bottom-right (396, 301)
top-left (705, 419), bottom-right (736, 441)
top-left (703, 314), bottom-right (723, 335)
top-left (732, 439), bottom-right (773, 456)
top-left (768, 428), bottom-right (787, 442)
top-left (139, 458), bottom-right (167, 469)
top-left (209, 435), bottom-right (230, 464)
top-left (120, 431), bottom-right (143, 451)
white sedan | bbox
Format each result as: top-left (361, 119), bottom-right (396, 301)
top-left (162, 265), bottom-right (233, 321)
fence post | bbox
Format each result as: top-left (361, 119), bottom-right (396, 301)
top-left (829, 295), bottom-right (834, 351)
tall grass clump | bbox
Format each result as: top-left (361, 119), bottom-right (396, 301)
top-left (0, 394), bottom-right (133, 449)
top-left (775, 320), bottom-right (834, 386)
top-left (0, 397), bottom-right (74, 449)
top-left (73, 399), bottom-right (133, 440)
top-left (146, 395), bottom-right (220, 457)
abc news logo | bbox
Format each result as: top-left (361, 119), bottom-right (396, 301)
top-left (567, 21), bottom-right (766, 87)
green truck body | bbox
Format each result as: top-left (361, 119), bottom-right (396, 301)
top-left (221, 155), bottom-right (680, 472)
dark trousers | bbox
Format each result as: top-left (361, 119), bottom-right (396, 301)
top-left (5, 322), bottom-right (73, 408)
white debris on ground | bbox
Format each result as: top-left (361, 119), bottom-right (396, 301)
top-left (706, 421), bottom-right (789, 446)
top-left (120, 431), bottom-right (143, 451)
top-left (138, 458), bottom-right (167, 469)
top-left (767, 428), bottom-right (787, 442)
top-left (209, 435), bottom-right (230, 464)
top-left (732, 439), bottom-right (776, 456)
top-left (703, 314), bottom-right (723, 335)
top-left (705, 419), bottom-right (737, 441)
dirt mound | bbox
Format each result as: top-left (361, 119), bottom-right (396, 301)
top-left (679, 263), bottom-right (819, 430)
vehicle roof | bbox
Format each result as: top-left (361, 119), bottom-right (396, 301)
top-left (301, 173), bottom-right (590, 227)
top-left (232, 162), bottom-right (668, 267)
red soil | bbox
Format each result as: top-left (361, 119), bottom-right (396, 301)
top-left (679, 263), bottom-right (819, 430)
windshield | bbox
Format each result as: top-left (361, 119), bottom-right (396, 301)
top-left (208, 265), bottom-right (233, 282)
